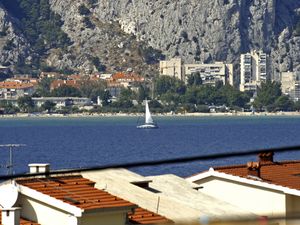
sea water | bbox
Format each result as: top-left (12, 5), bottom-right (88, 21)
top-left (0, 115), bottom-right (299, 177)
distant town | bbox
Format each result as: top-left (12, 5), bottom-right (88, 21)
top-left (0, 50), bottom-right (299, 115)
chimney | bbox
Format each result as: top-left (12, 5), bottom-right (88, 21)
top-left (28, 163), bottom-right (50, 175)
top-left (258, 152), bottom-right (274, 163)
top-left (1, 208), bottom-right (21, 225)
top-left (247, 161), bottom-right (261, 178)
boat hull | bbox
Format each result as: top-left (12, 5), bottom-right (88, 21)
top-left (136, 124), bottom-right (158, 129)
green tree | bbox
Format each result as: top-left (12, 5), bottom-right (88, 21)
top-left (17, 96), bottom-right (34, 112)
top-left (100, 90), bottom-right (111, 106)
top-left (219, 85), bottom-right (250, 108)
top-left (187, 72), bottom-right (202, 86)
top-left (294, 100), bottom-right (300, 111)
top-left (155, 76), bottom-right (186, 96)
top-left (137, 85), bottom-right (148, 102)
top-left (51, 86), bottom-right (82, 97)
top-left (41, 100), bottom-right (56, 113)
top-left (0, 100), bottom-right (19, 114)
top-left (92, 57), bottom-right (106, 72)
top-left (253, 81), bottom-right (282, 111)
top-left (79, 79), bottom-right (106, 102)
top-left (34, 77), bottom-right (53, 97)
top-left (274, 95), bottom-right (294, 111)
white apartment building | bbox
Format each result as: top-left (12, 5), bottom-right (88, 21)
top-left (240, 50), bottom-right (267, 92)
top-left (159, 58), bottom-right (183, 80)
top-left (159, 58), bottom-right (233, 85)
top-left (184, 62), bottom-right (233, 86)
top-left (281, 71), bottom-right (300, 101)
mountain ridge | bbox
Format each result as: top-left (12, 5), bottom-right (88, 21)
top-left (0, 0), bottom-right (299, 80)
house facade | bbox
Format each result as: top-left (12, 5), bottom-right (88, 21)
top-left (32, 97), bottom-right (92, 108)
top-left (0, 82), bottom-right (35, 99)
top-left (186, 152), bottom-right (300, 225)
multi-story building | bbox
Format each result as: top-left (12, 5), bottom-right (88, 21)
top-left (281, 71), bottom-right (300, 102)
top-left (184, 62), bottom-right (233, 86)
top-left (0, 81), bottom-right (36, 99)
top-left (159, 58), bottom-right (183, 80)
top-left (159, 58), bottom-right (233, 85)
top-left (240, 50), bottom-right (267, 92)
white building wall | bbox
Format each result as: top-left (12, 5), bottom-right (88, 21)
top-left (18, 195), bottom-right (76, 225)
top-left (184, 62), bottom-right (231, 85)
top-left (159, 58), bottom-right (182, 80)
top-left (240, 50), bottom-right (267, 92)
top-left (194, 177), bottom-right (286, 217)
top-left (281, 72), bottom-right (300, 101)
top-left (17, 194), bottom-right (128, 225)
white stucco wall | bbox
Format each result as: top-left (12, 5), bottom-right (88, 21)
top-left (17, 194), bottom-right (128, 225)
top-left (195, 177), bottom-right (286, 217)
top-left (18, 195), bottom-right (76, 225)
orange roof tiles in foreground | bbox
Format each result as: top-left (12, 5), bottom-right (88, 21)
top-left (17, 175), bottom-right (171, 224)
top-left (0, 212), bottom-right (40, 225)
top-left (17, 176), bottom-right (135, 211)
top-left (214, 160), bottom-right (300, 190)
top-left (128, 207), bottom-right (172, 224)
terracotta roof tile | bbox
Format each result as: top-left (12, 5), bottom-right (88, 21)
top-left (17, 176), bottom-right (135, 211)
top-left (0, 81), bottom-right (34, 89)
top-left (16, 175), bottom-right (172, 224)
top-left (50, 80), bottom-right (80, 90)
top-left (112, 72), bottom-right (144, 82)
top-left (128, 207), bottom-right (172, 224)
top-left (0, 211), bottom-right (40, 225)
top-left (214, 160), bottom-right (300, 190)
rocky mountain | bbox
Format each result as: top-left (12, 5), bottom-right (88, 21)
top-left (0, 0), bottom-right (299, 81)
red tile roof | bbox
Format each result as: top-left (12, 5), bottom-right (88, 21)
top-left (0, 211), bottom-right (40, 225)
top-left (128, 207), bottom-right (172, 224)
top-left (111, 72), bottom-right (144, 82)
top-left (0, 81), bottom-right (34, 89)
top-left (16, 175), bottom-right (172, 224)
top-left (50, 80), bottom-right (80, 90)
top-left (17, 176), bottom-right (135, 211)
top-left (214, 160), bottom-right (300, 190)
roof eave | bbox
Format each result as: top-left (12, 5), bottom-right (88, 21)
top-left (18, 184), bottom-right (83, 217)
top-left (186, 169), bottom-right (300, 197)
top-left (83, 205), bottom-right (137, 215)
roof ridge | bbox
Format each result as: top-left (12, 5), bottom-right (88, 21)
top-left (214, 160), bottom-right (300, 170)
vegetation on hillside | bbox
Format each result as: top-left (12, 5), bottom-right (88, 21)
top-left (2, 0), bottom-right (72, 73)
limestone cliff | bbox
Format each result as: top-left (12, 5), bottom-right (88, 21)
top-left (0, 3), bottom-right (31, 73)
top-left (0, 0), bottom-right (299, 79)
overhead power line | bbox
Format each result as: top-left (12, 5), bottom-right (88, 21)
top-left (0, 144), bottom-right (300, 180)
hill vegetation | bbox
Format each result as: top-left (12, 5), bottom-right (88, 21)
top-left (2, 0), bottom-right (71, 73)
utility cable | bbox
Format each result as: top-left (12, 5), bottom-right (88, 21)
top-left (0, 144), bottom-right (300, 180)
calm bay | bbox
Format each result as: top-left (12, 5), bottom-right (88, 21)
top-left (0, 115), bottom-right (300, 177)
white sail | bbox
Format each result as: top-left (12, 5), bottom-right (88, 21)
top-left (145, 100), bottom-right (154, 124)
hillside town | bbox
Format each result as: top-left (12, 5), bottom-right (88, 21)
top-left (0, 51), bottom-right (299, 115)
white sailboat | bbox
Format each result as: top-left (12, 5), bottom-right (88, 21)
top-left (137, 100), bottom-right (158, 129)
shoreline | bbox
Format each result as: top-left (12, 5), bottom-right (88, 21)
top-left (1, 111), bottom-right (300, 118)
